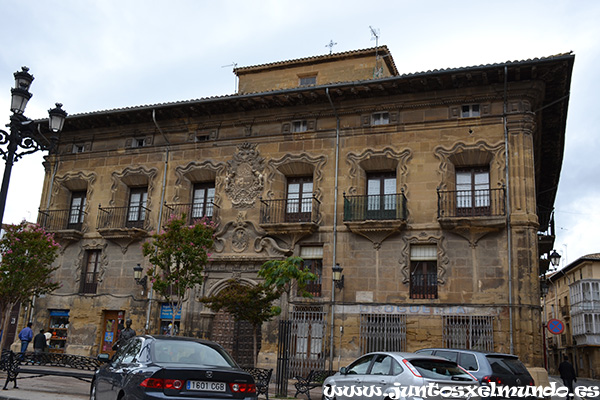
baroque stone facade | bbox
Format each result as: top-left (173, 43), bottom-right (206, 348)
top-left (24, 47), bottom-right (573, 373)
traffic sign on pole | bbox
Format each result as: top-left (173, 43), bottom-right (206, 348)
top-left (547, 319), bottom-right (565, 335)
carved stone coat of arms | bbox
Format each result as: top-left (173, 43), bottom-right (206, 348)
top-left (225, 143), bottom-right (265, 209)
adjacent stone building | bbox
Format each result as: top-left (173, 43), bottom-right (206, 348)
top-left (24, 46), bottom-right (573, 374)
top-left (544, 254), bottom-right (600, 379)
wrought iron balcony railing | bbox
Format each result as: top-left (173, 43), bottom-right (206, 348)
top-left (163, 202), bottom-right (218, 225)
top-left (410, 273), bottom-right (438, 299)
top-left (260, 196), bottom-right (320, 224)
top-left (97, 205), bottom-right (151, 230)
top-left (37, 209), bottom-right (85, 231)
top-left (343, 192), bottom-right (407, 222)
top-left (437, 188), bottom-right (505, 218)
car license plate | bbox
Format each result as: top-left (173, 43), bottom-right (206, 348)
top-left (187, 380), bottom-right (226, 392)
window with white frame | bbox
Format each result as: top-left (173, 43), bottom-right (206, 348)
top-left (299, 75), bottom-right (317, 86)
top-left (68, 191), bottom-right (86, 229)
top-left (192, 182), bottom-right (215, 220)
top-left (410, 245), bottom-right (438, 299)
top-left (292, 120), bottom-right (308, 133)
top-left (461, 104), bottom-right (480, 118)
top-left (286, 177), bottom-right (313, 222)
top-left (372, 112), bottom-right (390, 126)
top-left (72, 144), bottom-right (85, 153)
top-left (127, 187), bottom-right (148, 228)
top-left (456, 167), bottom-right (491, 216)
top-left (300, 246), bottom-right (322, 297)
top-left (290, 306), bottom-right (325, 370)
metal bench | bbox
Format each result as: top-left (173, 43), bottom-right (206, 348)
top-left (242, 367), bottom-right (273, 399)
top-left (1, 350), bottom-right (104, 390)
top-left (294, 369), bottom-right (335, 400)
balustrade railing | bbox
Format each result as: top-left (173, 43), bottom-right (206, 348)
top-left (38, 209), bottom-right (84, 231)
top-left (437, 187), bottom-right (505, 218)
top-left (260, 196), bottom-right (320, 224)
top-left (97, 205), bottom-right (151, 230)
top-left (343, 192), bottom-right (407, 222)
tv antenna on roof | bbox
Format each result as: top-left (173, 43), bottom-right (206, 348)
top-left (325, 40), bottom-right (337, 54)
top-left (369, 26), bottom-right (380, 48)
top-left (369, 26), bottom-right (383, 78)
top-left (222, 62), bottom-right (238, 93)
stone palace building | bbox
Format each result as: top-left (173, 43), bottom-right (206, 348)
top-left (22, 46), bottom-right (573, 375)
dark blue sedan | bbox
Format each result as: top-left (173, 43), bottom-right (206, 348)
top-left (90, 335), bottom-right (257, 400)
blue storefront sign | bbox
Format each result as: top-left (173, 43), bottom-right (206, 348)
top-left (160, 304), bottom-right (181, 320)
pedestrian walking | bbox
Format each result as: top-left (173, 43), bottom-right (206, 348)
top-left (558, 355), bottom-right (577, 395)
top-left (18, 322), bottom-right (33, 353)
top-left (33, 329), bottom-right (47, 353)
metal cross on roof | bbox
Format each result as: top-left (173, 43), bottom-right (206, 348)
top-left (325, 40), bottom-right (337, 54)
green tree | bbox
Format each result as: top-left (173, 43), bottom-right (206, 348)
top-left (142, 215), bottom-right (214, 335)
top-left (0, 222), bottom-right (61, 349)
top-left (200, 279), bottom-right (280, 366)
top-left (258, 256), bottom-right (318, 318)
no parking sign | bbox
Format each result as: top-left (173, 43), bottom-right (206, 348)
top-left (547, 318), bottom-right (565, 335)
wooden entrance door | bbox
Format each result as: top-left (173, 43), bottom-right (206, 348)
top-left (101, 310), bottom-right (124, 356)
top-left (211, 310), bottom-right (258, 367)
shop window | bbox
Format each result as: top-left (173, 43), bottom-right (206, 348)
top-left (48, 309), bottom-right (69, 353)
top-left (410, 245), bottom-right (438, 299)
top-left (80, 250), bottom-right (100, 294)
top-left (160, 303), bottom-right (181, 335)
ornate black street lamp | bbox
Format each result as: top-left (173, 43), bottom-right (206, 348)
top-left (0, 67), bottom-right (67, 228)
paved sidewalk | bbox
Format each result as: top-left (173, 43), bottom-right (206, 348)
top-left (0, 374), bottom-right (594, 400)
top-left (0, 374), bottom-right (307, 400)
top-left (0, 372), bottom-right (90, 400)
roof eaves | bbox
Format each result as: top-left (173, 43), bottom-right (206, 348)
top-left (64, 52), bottom-right (575, 121)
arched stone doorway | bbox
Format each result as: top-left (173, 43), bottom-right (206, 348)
top-left (210, 309), bottom-right (260, 367)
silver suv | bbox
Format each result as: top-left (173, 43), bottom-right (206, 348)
top-left (415, 348), bottom-right (535, 388)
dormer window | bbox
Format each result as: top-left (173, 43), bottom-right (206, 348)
top-left (461, 104), bottom-right (480, 118)
top-left (292, 120), bottom-right (308, 133)
top-left (299, 75), bottom-right (317, 87)
top-left (372, 112), bottom-right (390, 126)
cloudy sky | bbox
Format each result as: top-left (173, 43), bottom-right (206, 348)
top-left (1, 1), bottom-right (598, 267)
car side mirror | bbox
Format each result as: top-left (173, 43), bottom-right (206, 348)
top-left (97, 353), bottom-right (111, 363)
top-left (340, 367), bottom-right (348, 375)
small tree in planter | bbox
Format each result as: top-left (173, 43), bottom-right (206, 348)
top-left (258, 256), bottom-right (318, 319)
top-left (200, 279), bottom-right (280, 366)
top-left (142, 215), bottom-right (214, 335)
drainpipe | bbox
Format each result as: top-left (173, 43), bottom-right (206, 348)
top-left (145, 109), bottom-right (171, 332)
top-left (326, 88), bottom-right (340, 371)
top-left (503, 66), bottom-right (514, 354)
